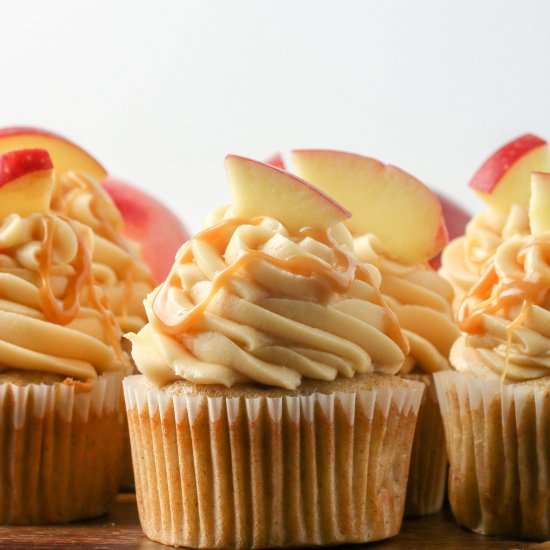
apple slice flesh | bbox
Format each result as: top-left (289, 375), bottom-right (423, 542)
top-left (529, 172), bottom-right (550, 235)
top-left (291, 149), bottom-right (447, 263)
top-left (469, 134), bottom-right (549, 212)
top-left (0, 127), bottom-right (107, 182)
top-left (225, 155), bottom-right (351, 231)
top-left (0, 149), bottom-right (54, 218)
top-left (103, 178), bottom-right (190, 282)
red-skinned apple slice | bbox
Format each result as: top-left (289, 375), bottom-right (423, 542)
top-left (266, 150), bottom-right (467, 265)
top-left (102, 177), bottom-right (190, 283)
top-left (291, 149), bottom-right (448, 263)
top-left (469, 134), bottom-right (549, 211)
top-left (0, 149), bottom-right (54, 218)
top-left (0, 127), bottom-right (107, 182)
top-left (225, 155), bottom-right (351, 231)
top-left (529, 172), bottom-right (550, 235)
top-left (265, 150), bottom-right (469, 256)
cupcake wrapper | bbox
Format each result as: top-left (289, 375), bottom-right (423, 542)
top-left (124, 375), bottom-right (424, 549)
top-left (0, 371), bottom-right (125, 524)
top-left (119, 412), bottom-right (135, 490)
top-left (435, 371), bottom-right (550, 540)
top-left (404, 374), bottom-right (447, 517)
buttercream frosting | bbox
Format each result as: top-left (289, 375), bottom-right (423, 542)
top-left (129, 212), bottom-right (409, 389)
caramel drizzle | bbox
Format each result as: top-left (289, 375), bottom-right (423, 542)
top-left (38, 216), bottom-right (123, 358)
top-left (458, 242), bottom-right (550, 335)
top-left (151, 217), bottom-right (408, 354)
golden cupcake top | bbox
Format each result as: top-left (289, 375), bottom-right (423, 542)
top-left (129, 155), bottom-right (410, 389)
top-left (451, 172), bottom-right (550, 382)
top-left (0, 149), bottom-right (129, 380)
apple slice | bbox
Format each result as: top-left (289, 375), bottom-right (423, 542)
top-left (102, 177), bottom-right (190, 282)
top-left (529, 172), bottom-right (550, 235)
top-left (0, 149), bottom-right (54, 218)
top-left (225, 155), bottom-right (351, 231)
top-left (291, 149), bottom-right (447, 263)
top-left (0, 127), bottom-right (107, 182)
top-left (265, 153), bottom-right (286, 170)
top-left (469, 134), bottom-right (549, 212)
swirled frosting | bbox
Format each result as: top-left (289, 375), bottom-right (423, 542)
top-left (0, 213), bottom-right (130, 381)
top-left (128, 212), bottom-right (409, 389)
top-left (440, 205), bottom-right (529, 309)
top-left (452, 232), bottom-right (550, 382)
top-left (52, 172), bottom-right (154, 332)
top-left (355, 234), bottom-right (459, 375)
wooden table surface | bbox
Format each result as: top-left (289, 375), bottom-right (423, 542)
top-left (0, 493), bottom-right (545, 549)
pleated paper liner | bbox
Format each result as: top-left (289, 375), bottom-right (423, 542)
top-left (0, 370), bottom-right (124, 524)
top-left (435, 370), bottom-right (550, 540)
top-left (404, 373), bottom-right (447, 517)
top-left (124, 373), bottom-right (424, 549)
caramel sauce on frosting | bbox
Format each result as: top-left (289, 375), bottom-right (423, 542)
top-left (452, 233), bottom-right (550, 381)
top-left (440, 205), bottom-right (530, 310)
top-left (130, 211), bottom-right (409, 389)
top-left (0, 213), bottom-right (129, 380)
top-left (51, 172), bottom-right (154, 332)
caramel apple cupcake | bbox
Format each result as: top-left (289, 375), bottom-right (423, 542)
top-left (291, 149), bottom-right (459, 516)
top-left (124, 156), bottom-right (425, 548)
top-left (0, 149), bottom-right (130, 524)
top-left (434, 172), bottom-right (550, 540)
top-left (440, 133), bottom-right (548, 308)
top-left (0, 127), bottom-right (158, 489)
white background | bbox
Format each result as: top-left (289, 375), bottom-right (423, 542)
top-left (1, 1), bottom-right (549, 232)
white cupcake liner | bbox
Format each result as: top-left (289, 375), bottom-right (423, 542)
top-left (434, 370), bottom-right (550, 540)
top-left (404, 374), bottom-right (447, 517)
top-left (0, 370), bottom-right (125, 524)
top-left (124, 374), bottom-right (424, 549)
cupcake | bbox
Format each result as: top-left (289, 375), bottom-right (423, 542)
top-left (124, 155), bottom-right (425, 548)
top-left (0, 127), bottom-right (158, 489)
top-left (289, 149), bottom-right (459, 516)
top-left (440, 133), bottom-right (548, 309)
top-left (434, 171), bottom-right (550, 540)
top-left (0, 149), bottom-right (130, 523)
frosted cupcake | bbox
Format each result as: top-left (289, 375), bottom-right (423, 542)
top-left (435, 171), bottom-right (550, 540)
top-left (289, 149), bottom-right (458, 516)
top-left (124, 155), bottom-right (424, 548)
top-left (441, 133), bottom-right (548, 309)
top-left (0, 128), bottom-right (159, 489)
top-left (0, 149), bottom-right (130, 523)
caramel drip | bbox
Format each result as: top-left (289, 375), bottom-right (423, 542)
top-left (458, 245), bottom-right (550, 335)
top-left (38, 216), bottom-right (123, 358)
top-left (38, 217), bottom-right (93, 325)
top-left (151, 217), bottom-right (408, 354)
